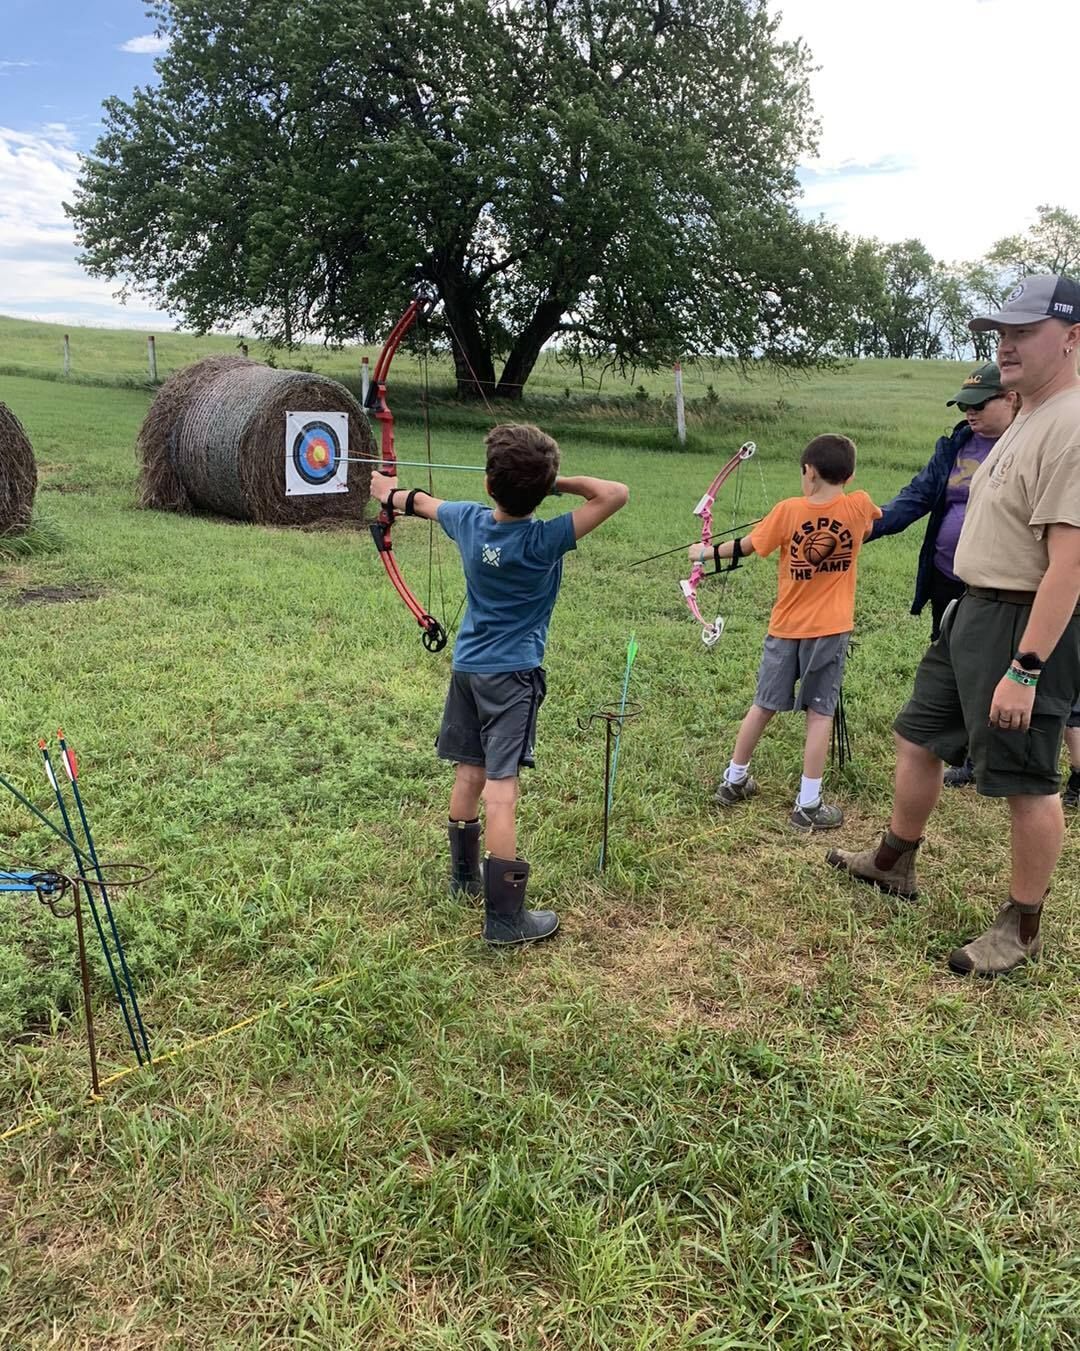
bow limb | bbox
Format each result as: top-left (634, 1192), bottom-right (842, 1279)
top-left (365, 298), bottom-right (448, 652)
top-left (679, 441), bottom-right (756, 646)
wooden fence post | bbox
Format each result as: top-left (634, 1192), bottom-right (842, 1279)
top-left (63, 334), bottom-right (71, 378)
top-left (361, 355), bottom-right (370, 404)
top-left (147, 335), bottom-right (158, 382)
top-left (674, 363), bottom-right (686, 445)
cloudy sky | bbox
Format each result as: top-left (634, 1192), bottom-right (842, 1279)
top-left (1, 0), bottom-right (1078, 330)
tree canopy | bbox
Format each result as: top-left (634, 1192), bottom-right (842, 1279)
top-left (69, 0), bottom-right (852, 397)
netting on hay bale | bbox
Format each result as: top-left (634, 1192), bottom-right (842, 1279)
top-left (136, 356), bottom-right (375, 525)
top-left (0, 402), bottom-right (37, 536)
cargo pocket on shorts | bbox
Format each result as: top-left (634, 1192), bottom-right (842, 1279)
top-left (983, 714), bottom-right (1063, 788)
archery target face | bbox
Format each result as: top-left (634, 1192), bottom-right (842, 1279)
top-left (284, 411), bottom-right (350, 495)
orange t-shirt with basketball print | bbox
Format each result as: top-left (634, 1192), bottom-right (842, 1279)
top-left (749, 491), bottom-right (881, 639)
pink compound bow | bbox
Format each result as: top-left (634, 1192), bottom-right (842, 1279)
top-left (679, 441), bottom-right (757, 646)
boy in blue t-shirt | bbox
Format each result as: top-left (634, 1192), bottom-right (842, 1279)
top-left (371, 423), bottom-right (628, 945)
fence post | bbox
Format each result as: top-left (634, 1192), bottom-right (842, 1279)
top-left (147, 335), bottom-right (158, 382)
top-left (674, 363), bottom-right (686, 445)
top-left (361, 355), bottom-right (370, 404)
top-left (63, 334), bottom-right (71, 378)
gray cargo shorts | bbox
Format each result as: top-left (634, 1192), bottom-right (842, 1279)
top-left (436, 668), bottom-right (547, 779)
top-left (753, 632), bottom-right (851, 718)
top-left (894, 591), bottom-right (1080, 797)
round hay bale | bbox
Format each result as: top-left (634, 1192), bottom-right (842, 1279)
top-left (137, 355), bottom-right (251, 512)
top-left (136, 357), bottom-right (375, 525)
top-left (0, 402), bottom-right (37, 535)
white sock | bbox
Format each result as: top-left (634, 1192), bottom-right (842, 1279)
top-left (725, 760), bottom-right (750, 785)
top-left (797, 776), bottom-right (822, 809)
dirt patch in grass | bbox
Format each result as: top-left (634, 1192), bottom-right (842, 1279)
top-left (7, 583), bottom-right (101, 606)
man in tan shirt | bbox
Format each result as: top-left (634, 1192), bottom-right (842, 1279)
top-left (829, 274), bottom-right (1080, 976)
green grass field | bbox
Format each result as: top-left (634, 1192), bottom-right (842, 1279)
top-left (1, 317), bottom-right (1077, 1348)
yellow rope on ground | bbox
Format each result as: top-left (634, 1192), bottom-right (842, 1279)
top-left (0, 935), bottom-right (463, 1146)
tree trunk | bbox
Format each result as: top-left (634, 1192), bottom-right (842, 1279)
top-left (441, 292), bottom-right (497, 402)
top-left (495, 298), bottom-right (566, 401)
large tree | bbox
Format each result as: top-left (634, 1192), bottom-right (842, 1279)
top-left (69, 0), bottom-right (849, 398)
top-left (987, 204), bottom-right (1080, 282)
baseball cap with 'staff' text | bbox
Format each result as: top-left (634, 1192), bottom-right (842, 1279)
top-left (969, 274), bottom-right (1080, 332)
top-left (946, 362), bottom-right (1004, 407)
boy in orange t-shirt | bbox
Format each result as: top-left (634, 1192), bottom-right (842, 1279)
top-left (692, 434), bottom-right (881, 830)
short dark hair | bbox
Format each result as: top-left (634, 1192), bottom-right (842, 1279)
top-left (801, 434), bottom-right (856, 485)
top-left (484, 424), bottom-right (561, 516)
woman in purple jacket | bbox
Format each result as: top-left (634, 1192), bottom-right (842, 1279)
top-left (871, 363), bottom-right (1019, 786)
top-left (871, 363), bottom-right (1019, 638)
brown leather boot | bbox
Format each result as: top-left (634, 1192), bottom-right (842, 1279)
top-left (947, 899), bottom-right (1043, 977)
top-left (825, 830), bottom-right (920, 900)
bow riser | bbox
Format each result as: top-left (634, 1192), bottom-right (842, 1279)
top-left (680, 441), bottom-right (757, 645)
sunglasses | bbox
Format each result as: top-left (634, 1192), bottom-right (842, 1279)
top-left (960, 395), bottom-right (1003, 412)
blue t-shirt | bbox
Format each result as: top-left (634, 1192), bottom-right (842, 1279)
top-left (437, 502), bottom-right (577, 672)
top-left (435, 505), bottom-right (578, 672)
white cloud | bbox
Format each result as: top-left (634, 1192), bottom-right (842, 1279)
top-left (0, 61), bottom-right (38, 70)
top-left (775, 0), bottom-right (1080, 263)
top-left (119, 34), bottom-right (170, 55)
top-left (0, 124), bottom-right (171, 328)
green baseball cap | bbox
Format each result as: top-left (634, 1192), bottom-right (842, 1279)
top-left (946, 362), bottom-right (1004, 408)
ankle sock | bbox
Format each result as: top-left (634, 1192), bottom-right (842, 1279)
top-left (725, 760), bottom-right (750, 785)
top-left (1012, 899), bottom-right (1043, 943)
top-left (796, 776), bottom-right (822, 809)
top-left (874, 829), bottom-right (920, 871)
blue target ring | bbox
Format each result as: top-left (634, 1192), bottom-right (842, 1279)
top-left (291, 420), bottom-right (343, 484)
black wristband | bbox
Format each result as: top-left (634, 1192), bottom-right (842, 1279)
top-left (404, 488), bottom-right (429, 517)
top-left (728, 535), bottom-right (744, 572)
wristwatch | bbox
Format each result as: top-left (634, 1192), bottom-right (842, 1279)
top-left (1013, 651), bottom-right (1044, 672)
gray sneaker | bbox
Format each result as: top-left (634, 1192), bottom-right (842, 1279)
top-left (714, 774), bottom-right (758, 807)
top-left (943, 758), bottom-right (975, 788)
top-left (789, 799), bottom-right (844, 832)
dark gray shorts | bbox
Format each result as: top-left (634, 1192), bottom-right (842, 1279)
top-left (753, 632), bottom-right (850, 718)
top-left (1070, 701), bottom-right (1080, 730)
top-left (894, 592), bottom-right (1080, 797)
top-left (436, 668), bottom-right (547, 779)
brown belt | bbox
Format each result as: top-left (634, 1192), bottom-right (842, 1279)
top-left (965, 585), bottom-right (1038, 606)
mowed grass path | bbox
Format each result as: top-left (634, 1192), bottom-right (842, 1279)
top-left (0, 330), bottom-right (1078, 1348)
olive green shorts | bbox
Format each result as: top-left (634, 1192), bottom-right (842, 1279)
top-left (893, 591), bottom-right (1080, 798)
